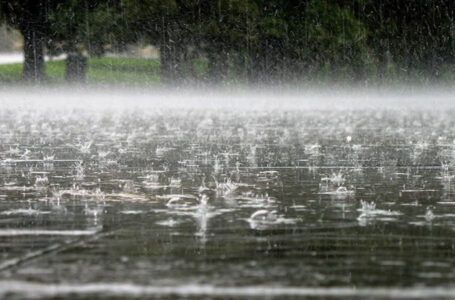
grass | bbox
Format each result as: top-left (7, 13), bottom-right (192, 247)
top-left (88, 57), bottom-right (161, 84)
top-left (2, 55), bottom-right (454, 87)
top-left (0, 62), bottom-right (24, 82)
top-left (0, 57), bottom-right (164, 85)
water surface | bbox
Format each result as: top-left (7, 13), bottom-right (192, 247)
top-left (1, 106), bottom-right (455, 299)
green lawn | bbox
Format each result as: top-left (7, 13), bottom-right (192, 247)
top-left (4, 55), bottom-right (451, 87)
top-left (0, 57), bottom-right (165, 85)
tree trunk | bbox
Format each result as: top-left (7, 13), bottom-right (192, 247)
top-left (160, 43), bottom-right (173, 85)
top-left (160, 18), bottom-right (181, 86)
top-left (21, 27), bottom-right (46, 82)
top-left (65, 53), bottom-right (88, 83)
top-left (207, 42), bottom-right (228, 85)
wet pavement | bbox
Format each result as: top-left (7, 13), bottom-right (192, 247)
top-left (0, 108), bottom-right (455, 299)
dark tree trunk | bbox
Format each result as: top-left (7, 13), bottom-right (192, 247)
top-left (160, 43), bottom-right (173, 85)
top-left (248, 44), bottom-right (266, 85)
top-left (159, 18), bottom-right (183, 86)
top-left (207, 42), bottom-right (228, 84)
top-left (65, 53), bottom-right (88, 83)
top-left (21, 26), bottom-right (46, 82)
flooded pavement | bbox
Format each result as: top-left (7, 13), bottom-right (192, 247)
top-left (1, 107), bottom-right (455, 299)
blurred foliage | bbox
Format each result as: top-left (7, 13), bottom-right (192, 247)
top-left (1, 0), bottom-right (455, 85)
top-left (304, 1), bottom-right (373, 78)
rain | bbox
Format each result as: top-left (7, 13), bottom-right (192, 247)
top-left (1, 1), bottom-right (455, 299)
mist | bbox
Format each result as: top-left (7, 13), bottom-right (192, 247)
top-left (0, 85), bottom-right (453, 111)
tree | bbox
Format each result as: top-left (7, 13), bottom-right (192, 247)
top-left (359, 0), bottom-right (455, 82)
top-left (121, 0), bottom-right (189, 85)
top-left (303, 0), bottom-right (372, 81)
top-left (47, 0), bottom-right (124, 82)
top-left (0, 0), bottom-right (58, 82)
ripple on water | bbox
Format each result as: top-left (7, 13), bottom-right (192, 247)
top-left (1, 281), bottom-right (455, 298)
top-left (120, 210), bottom-right (144, 215)
top-left (0, 209), bottom-right (51, 216)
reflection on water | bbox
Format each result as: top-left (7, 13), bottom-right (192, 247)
top-left (1, 108), bottom-right (455, 298)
